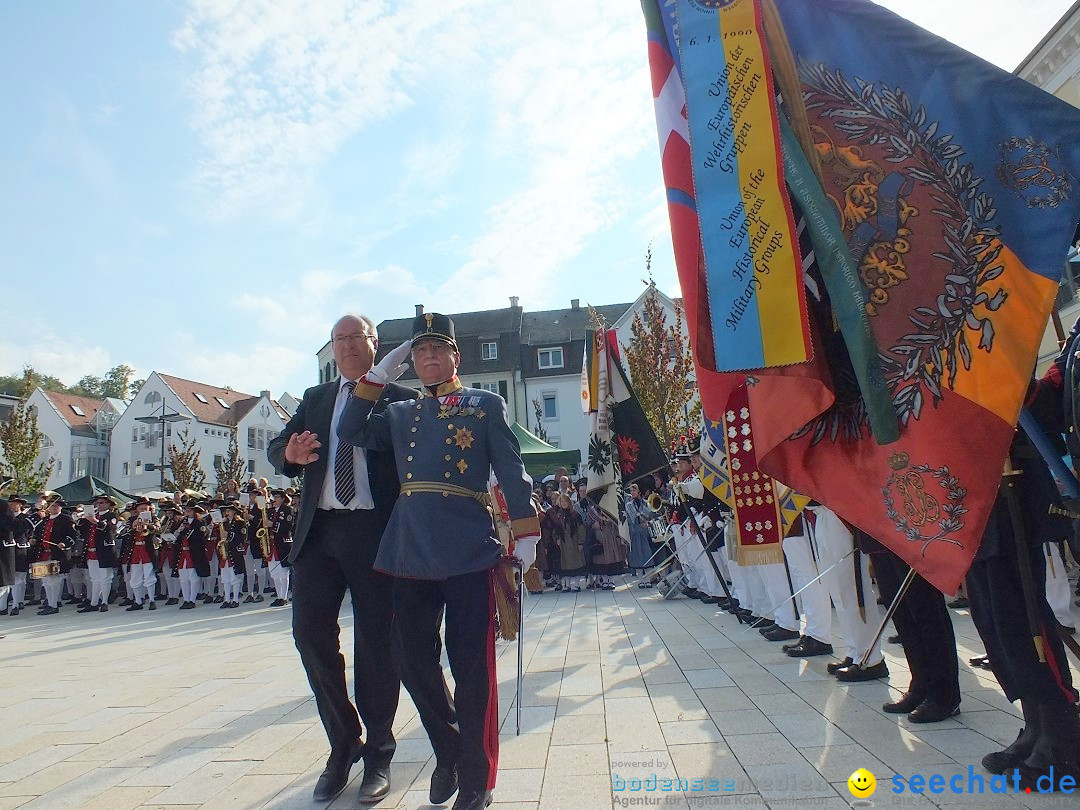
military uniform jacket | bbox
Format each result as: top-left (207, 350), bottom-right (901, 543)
top-left (270, 504), bottom-right (293, 564)
top-left (12, 514), bottom-right (33, 572)
top-left (171, 518), bottom-right (211, 578)
top-left (80, 512), bottom-right (120, 568)
top-left (120, 518), bottom-right (161, 571)
top-left (246, 512), bottom-right (266, 561)
top-left (221, 518), bottom-right (247, 574)
top-left (34, 513), bottom-right (76, 573)
top-left (340, 376), bottom-right (540, 580)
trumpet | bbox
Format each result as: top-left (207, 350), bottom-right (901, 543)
top-left (647, 492), bottom-right (663, 511)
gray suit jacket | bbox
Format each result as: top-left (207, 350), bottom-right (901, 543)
top-left (267, 380), bottom-right (414, 563)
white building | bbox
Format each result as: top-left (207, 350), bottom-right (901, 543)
top-left (110, 373), bottom-right (293, 494)
top-left (27, 389), bottom-right (125, 489)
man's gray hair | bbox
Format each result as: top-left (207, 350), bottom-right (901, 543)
top-left (332, 313), bottom-right (378, 341)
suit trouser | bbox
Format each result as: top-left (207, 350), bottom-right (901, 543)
top-left (967, 542), bottom-right (1077, 705)
top-left (813, 509), bottom-right (884, 665)
top-left (394, 568), bottom-right (499, 793)
top-left (873, 549), bottom-right (960, 706)
top-left (782, 533), bottom-right (831, 643)
top-left (291, 510), bottom-right (399, 767)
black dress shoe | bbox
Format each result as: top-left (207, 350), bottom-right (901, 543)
top-left (827, 657), bottom-right (854, 675)
top-left (179, 601), bottom-right (196, 610)
top-left (243, 594), bottom-right (255, 603)
top-left (682, 588), bottom-right (702, 599)
top-left (755, 621), bottom-right (777, 634)
top-left (785, 637), bottom-right (834, 657)
top-left (907, 698), bottom-right (960, 723)
top-left (883, 691), bottom-right (925, 713)
top-left (699, 595), bottom-right (719, 604)
top-left (98, 604), bottom-right (107, 612)
top-left (253, 594), bottom-right (264, 603)
top-left (835, 660), bottom-right (890, 682)
top-left (430, 763), bottom-right (458, 804)
top-left (946, 596), bottom-right (969, 609)
top-left (166, 598), bottom-right (179, 606)
top-left (451, 790), bottom-right (493, 810)
top-left (764, 626), bottom-right (801, 642)
top-left (125, 603), bottom-right (143, 611)
top-left (77, 605), bottom-right (97, 613)
top-left (312, 740), bottom-right (363, 801)
top-left (270, 598), bottom-right (286, 607)
top-left (147, 602), bottom-right (157, 610)
top-left (355, 765), bottom-right (390, 803)
top-left (38, 606), bottom-right (59, 615)
top-left (10, 607), bottom-right (19, 616)
top-left (886, 634), bottom-right (901, 644)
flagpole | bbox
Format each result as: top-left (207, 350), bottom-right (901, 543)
top-left (857, 567), bottom-right (916, 669)
top-left (516, 562), bottom-right (525, 735)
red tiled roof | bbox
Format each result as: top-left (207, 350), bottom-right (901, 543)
top-left (41, 391), bottom-right (105, 431)
top-left (157, 374), bottom-right (256, 427)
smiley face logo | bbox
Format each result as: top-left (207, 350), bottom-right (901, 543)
top-left (847, 768), bottom-right (876, 798)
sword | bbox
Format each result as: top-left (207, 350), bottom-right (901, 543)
top-left (857, 565), bottom-right (916, 669)
top-left (516, 562), bottom-right (525, 736)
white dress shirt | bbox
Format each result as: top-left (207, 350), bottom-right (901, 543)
top-left (318, 377), bottom-right (375, 510)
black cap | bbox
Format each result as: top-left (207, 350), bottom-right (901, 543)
top-left (410, 312), bottom-right (456, 349)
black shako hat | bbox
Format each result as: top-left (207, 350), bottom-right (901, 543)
top-left (410, 312), bottom-right (457, 349)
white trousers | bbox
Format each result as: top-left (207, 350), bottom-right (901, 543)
top-left (220, 565), bottom-right (240, 601)
top-left (1044, 542), bottom-right (1074, 629)
top-left (268, 559), bottom-right (290, 600)
top-left (758, 561), bottom-right (799, 631)
top-left (782, 533), bottom-right (832, 643)
top-left (0, 585), bottom-right (9, 610)
top-left (11, 572), bottom-right (26, 606)
top-left (178, 567), bottom-right (200, 603)
top-left (811, 506), bottom-right (885, 665)
top-left (68, 567), bottom-right (88, 598)
top-left (42, 573), bottom-right (65, 607)
top-left (159, 565), bottom-right (181, 599)
top-left (87, 560), bottom-right (114, 606)
top-left (243, 551), bottom-right (266, 595)
top-left (128, 562), bottom-right (156, 604)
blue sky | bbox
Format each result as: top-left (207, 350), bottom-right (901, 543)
top-left (1, 0), bottom-right (1074, 399)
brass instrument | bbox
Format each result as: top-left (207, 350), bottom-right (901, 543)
top-left (216, 520), bottom-right (228, 564)
top-left (646, 492), bottom-right (663, 511)
top-left (256, 498), bottom-right (272, 559)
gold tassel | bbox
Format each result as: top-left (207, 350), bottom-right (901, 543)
top-left (492, 556), bottom-right (520, 642)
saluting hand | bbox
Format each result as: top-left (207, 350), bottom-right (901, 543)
top-left (285, 431), bottom-right (322, 465)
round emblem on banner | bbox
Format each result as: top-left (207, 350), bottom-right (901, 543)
top-left (996, 135), bottom-right (1072, 209)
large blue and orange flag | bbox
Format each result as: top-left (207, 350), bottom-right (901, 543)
top-left (642, 0), bottom-right (1080, 592)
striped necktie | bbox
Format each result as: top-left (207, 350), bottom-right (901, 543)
top-left (334, 381), bottom-right (357, 505)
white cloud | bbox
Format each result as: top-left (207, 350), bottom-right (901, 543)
top-left (169, 340), bottom-right (310, 397)
top-left (0, 325), bottom-right (113, 386)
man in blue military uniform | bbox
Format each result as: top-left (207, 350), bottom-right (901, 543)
top-left (339, 312), bottom-right (540, 810)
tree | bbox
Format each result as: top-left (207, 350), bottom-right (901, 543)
top-left (0, 368), bottom-right (55, 493)
top-left (101, 364), bottom-right (136, 400)
top-left (0, 366), bottom-right (68, 397)
top-left (214, 428), bottom-right (246, 495)
top-left (531, 398), bottom-right (549, 442)
top-left (72, 375), bottom-right (104, 397)
top-left (622, 248), bottom-right (701, 452)
top-left (165, 424), bottom-right (207, 493)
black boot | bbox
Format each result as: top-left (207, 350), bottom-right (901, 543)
top-left (981, 699), bottom-right (1039, 774)
top-left (1020, 703), bottom-right (1080, 788)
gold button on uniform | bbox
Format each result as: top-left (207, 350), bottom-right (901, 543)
top-left (444, 454), bottom-right (451, 461)
top-left (445, 438), bottom-right (452, 445)
top-left (406, 473), bottom-right (413, 479)
top-left (444, 472), bottom-right (451, 479)
top-left (447, 423), bottom-right (454, 430)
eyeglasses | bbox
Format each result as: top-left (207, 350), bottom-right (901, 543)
top-left (332, 333), bottom-right (375, 345)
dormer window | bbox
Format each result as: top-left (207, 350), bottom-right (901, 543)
top-left (481, 341), bottom-right (498, 360)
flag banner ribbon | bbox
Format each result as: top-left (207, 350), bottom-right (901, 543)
top-left (676, 0), bottom-right (810, 371)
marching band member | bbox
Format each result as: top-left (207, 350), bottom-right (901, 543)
top-left (0, 499), bottom-right (13, 615)
top-left (7, 497), bottom-right (33, 615)
top-left (172, 502), bottom-right (211, 609)
top-left (243, 485), bottom-right (267, 604)
top-left (218, 500), bottom-right (247, 608)
top-left (66, 505), bottom-right (89, 606)
top-left (266, 489), bottom-right (293, 606)
top-left (157, 504), bottom-right (182, 606)
top-left (121, 496), bottom-right (161, 611)
top-left (77, 495), bottom-right (120, 613)
top-left (32, 494), bottom-right (75, 615)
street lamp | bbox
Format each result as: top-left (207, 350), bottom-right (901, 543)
top-left (134, 401), bottom-right (189, 490)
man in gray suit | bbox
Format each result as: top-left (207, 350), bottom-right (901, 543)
top-left (267, 313), bottom-right (414, 804)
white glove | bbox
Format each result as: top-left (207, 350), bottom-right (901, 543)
top-left (365, 341), bottom-right (411, 385)
top-left (513, 535), bottom-right (539, 570)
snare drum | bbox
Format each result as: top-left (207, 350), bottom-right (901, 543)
top-left (29, 560), bottom-right (60, 579)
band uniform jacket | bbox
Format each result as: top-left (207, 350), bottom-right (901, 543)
top-left (79, 511), bottom-right (120, 569)
top-left (13, 513), bottom-right (33, 573)
top-left (267, 379), bottom-right (415, 565)
top-left (33, 513), bottom-right (76, 573)
top-left (339, 377), bottom-right (540, 580)
top-left (219, 517), bottom-right (247, 575)
top-left (170, 518), bottom-right (211, 579)
top-left (270, 503), bottom-right (294, 565)
top-left (246, 511), bottom-right (265, 562)
top-left (119, 518), bottom-right (161, 572)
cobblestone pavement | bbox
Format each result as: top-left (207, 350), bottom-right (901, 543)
top-left (1, 579), bottom-right (1077, 809)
